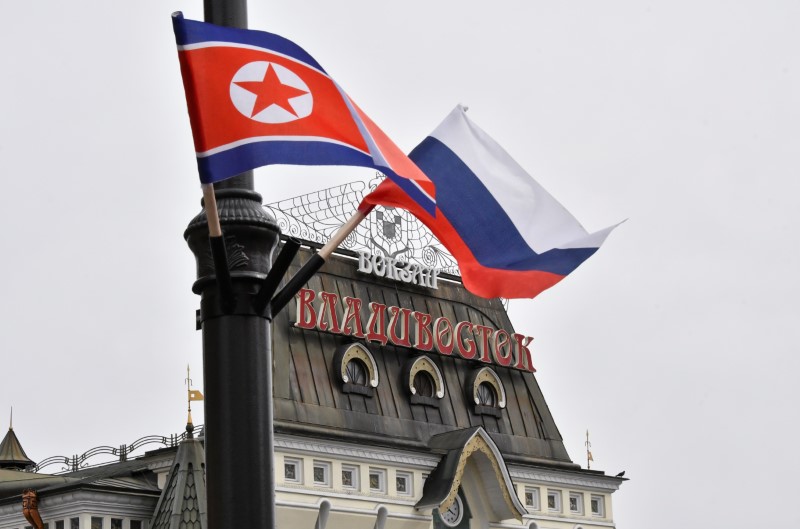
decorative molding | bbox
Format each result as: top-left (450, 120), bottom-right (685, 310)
top-left (277, 485), bottom-right (417, 506)
top-left (508, 466), bottom-right (623, 492)
top-left (0, 490), bottom-right (157, 527)
top-left (274, 434), bottom-right (440, 469)
top-left (468, 367), bottom-right (507, 414)
top-left (264, 176), bottom-right (459, 275)
top-left (276, 498), bottom-right (431, 521)
top-left (335, 343), bottom-right (379, 388)
top-left (439, 431), bottom-right (524, 521)
top-left (407, 356), bottom-right (445, 399)
top-left (489, 516), bottom-right (617, 529)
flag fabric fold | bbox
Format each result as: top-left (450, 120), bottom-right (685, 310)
top-left (171, 13), bottom-right (435, 215)
top-left (362, 105), bottom-right (620, 299)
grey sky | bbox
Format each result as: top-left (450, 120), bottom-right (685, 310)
top-left (1, 1), bottom-right (798, 528)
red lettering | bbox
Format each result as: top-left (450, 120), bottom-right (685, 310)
top-left (513, 334), bottom-right (536, 372)
top-left (365, 302), bottom-right (388, 345)
top-left (492, 330), bottom-right (513, 367)
top-left (474, 325), bottom-right (494, 363)
top-left (454, 321), bottom-right (476, 359)
top-left (341, 296), bottom-right (365, 338)
top-left (433, 317), bottom-right (454, 355)
top-left (412, 311), bottom-right (434, 351)
top-left (388, 306), bottom-right (412, 347)
top-left (294, 288), bottom-right (317, 329)
top-left (317, 291), bottom-right (341, 333)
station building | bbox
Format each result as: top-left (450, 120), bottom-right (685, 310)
top-left (0, 181), bottom-right (625, 529)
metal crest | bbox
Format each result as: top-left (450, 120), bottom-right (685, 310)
top-left (265, 175), bottom-right (459, 275)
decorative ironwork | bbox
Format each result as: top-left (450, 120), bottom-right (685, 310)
top-left (33, 425), bottom-right (204, 474)
top-left (264, 175), bottom-right (460, 275)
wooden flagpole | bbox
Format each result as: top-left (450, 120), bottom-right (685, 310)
top-left (318, 209), bottom-right (368, 259)
top-left (202, 183), bottom-right (234, 310)
top-left (202, 184), bottom-right (223, 237)
top-left (269, 207), bottom-right (371, 316)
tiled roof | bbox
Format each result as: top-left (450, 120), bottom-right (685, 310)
top-left (151, 435), bottom-right (206, 529)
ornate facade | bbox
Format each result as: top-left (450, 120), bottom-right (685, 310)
top-left (0, 182), bottom-right (625, 529)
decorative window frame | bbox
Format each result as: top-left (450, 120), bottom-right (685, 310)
top-left (467, 367), bottom-right (506, 417)
top-left (569, 492), bottom-right (584, 515)
top-left (283, 457), bottom-right (303, 484)
top-left (395, 471), bottom-right (413, 496)
top-left (341, 464), bottom-right (360, 490)
top-left (524, 486), bottom-right (540, 511)
top-left (405, 355), bottom-right (445, 406)
top-left (369, 467), bottom-right (387, 494)
top-left (546, 489), bottom-right (562, 513)
top-left (590, 494), bottom-right (605, 517)
top-left (334, 343), bottom-right (379, 397)
top-left (313, 460), bottom-right (331, 487)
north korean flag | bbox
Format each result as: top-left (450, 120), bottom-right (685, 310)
top-left (172, 13), bottom-right (435, 215)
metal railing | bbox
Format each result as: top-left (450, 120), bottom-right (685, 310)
top-left (32, 425), bottom-right (203, 474)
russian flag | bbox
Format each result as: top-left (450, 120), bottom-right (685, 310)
top-left (362, 106), bottom-right (619, 299)
top-left (172, 14), bottom-right (435, 215)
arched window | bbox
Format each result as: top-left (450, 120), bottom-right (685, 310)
top-left (476, 382), bottom-right (497, 407)
top-left (405, 356), bottom-right (445, 406)
top-left (413, 371), bottom-right (436, 398)
top-left (468, 367), bottom-right (506, 417)
top-left (345, 358), bottom-right (368, 386)
top-left (334, 343), bottom-right (378, 397)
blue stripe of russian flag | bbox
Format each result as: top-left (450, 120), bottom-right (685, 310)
top-left (409, 137), bottom-right (598, 276)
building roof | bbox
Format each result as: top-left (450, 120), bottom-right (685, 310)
top-left (273, 246), bottom-right (575, 468)
top-left (0, 428), bottom-right (34, 470)
top-left (416, 427), bottom-right (526, 521)
top-left (0, 444), bottom-right (167, 503)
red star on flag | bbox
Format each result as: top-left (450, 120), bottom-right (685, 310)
top-left (234, 64), bottom-right (309, 118)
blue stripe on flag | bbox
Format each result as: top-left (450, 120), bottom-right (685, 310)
top-left (172, 14), bottom-right (326, 74)
top-left (409, 137), bottom-right (597, 276)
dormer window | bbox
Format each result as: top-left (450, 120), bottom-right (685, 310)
top-left (405, 356), bottom-right (445, 406)
top-left (413, 371), bottom-right (436, 398)
top-left (334, 343), bottom-right (379, 397)
top-left (476, 382), bottom-right (497, 407)
top-left (345, 358), bottom-right (368, 386)
top-left (468, 367), bottom-right (506, 418)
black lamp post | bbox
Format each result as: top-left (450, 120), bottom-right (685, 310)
top-left (184, 3), bottom-right (280, 529)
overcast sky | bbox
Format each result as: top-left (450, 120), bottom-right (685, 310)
top-left (1, 1), bottom-right (798, 528)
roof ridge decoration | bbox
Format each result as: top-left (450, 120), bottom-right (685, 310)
top-left (264, 175), bottom-right (459, 275)
top-left (35, 425), bottom-right (205, 474)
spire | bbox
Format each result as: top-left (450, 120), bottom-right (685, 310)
top-left (150, 430), bottom-right (207, 529)
top-left (149, 367), bottom-right (208, 529)
top-left (185, 365), bottom-right (204, 438)
top-left (0, 413), bottom-right (35, 470)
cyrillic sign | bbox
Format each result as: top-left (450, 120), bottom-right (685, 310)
top-left (356, 249), bottom-right (440, 289)
top-left (294, 288), bottom-right (535, 372)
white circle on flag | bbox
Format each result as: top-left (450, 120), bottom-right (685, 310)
top-left (229, 61), bottom-right (313, 123)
